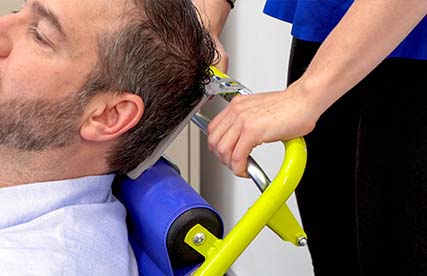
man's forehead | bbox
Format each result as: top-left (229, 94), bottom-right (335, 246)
top-left (27, 0), bottom-right (135, 62)
top-left (38, 0), bottom-right (131, 35)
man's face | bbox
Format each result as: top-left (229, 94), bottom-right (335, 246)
top-left (0, 0), bottom-right (125, 150)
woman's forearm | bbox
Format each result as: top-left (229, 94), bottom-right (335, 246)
top-left (193, 0), bottom-right (231, 37)
top-left (298, 0), bottom-right (427, 119)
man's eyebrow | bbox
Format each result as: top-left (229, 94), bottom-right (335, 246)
top-left (31, 1), bottom-right (67, 40)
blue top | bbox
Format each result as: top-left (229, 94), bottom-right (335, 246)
top-left (0, 175), bottom-right (138, 276)
top-left (264, 0), bottom-right (427, 60)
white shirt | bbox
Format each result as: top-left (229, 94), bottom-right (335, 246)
top-left (0, 175), bottom-right (138, 276)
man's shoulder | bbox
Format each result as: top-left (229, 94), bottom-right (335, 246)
top-left (63, 198), bottom-right (135, 275)
top-left (0, 198), bottom-right (135, 276)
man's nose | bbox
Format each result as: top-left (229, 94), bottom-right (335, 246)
top-left (0, 15), bottom-right (15, 59)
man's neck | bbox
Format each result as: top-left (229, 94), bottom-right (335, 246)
top-left (0, 146), bottom-right (107, 188)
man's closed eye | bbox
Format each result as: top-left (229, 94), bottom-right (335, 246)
top-left (29, 25), bottom-right (54, 49)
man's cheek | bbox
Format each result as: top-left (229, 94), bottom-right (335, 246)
top-left (8, 71), bottom-right (56, 99)
top-left (1, 74), bottom-right (42, 100)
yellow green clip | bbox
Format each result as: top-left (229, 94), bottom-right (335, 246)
top-left (268, 204), bottom-right (307, 246)
top-left (184, 224), bottom-right (223, 259)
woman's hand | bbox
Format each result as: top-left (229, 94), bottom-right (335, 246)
top-left (208, 82), bottom-right (320, 177)
top-left (212, 35), bottom-right (229, 73)
top-left (193, 0), bottom-right (231, 72)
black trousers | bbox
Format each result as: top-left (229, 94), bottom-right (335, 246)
top-left (288, 38), bottom-right (427, 276)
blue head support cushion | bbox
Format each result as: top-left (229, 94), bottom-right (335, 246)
top-left (113, 158), bottom-right (223, 276)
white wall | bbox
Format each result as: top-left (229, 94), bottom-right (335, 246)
top-left (0, 1), bottom-right (22, 15)
top-left (200, 0), bottom-right (314, 275)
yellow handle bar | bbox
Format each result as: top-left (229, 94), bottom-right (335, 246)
top-left (185, 67), bottom-right (308, 275)
top-left (185, 138), bottom-right (307, 276)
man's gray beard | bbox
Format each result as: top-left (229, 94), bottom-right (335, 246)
top-left (0, 93), bottom-right (86, 151)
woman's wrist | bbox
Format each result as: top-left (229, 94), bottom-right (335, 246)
top-left (194, 0), bottom-right (231, 37)
top-left (287, 77), bottom-right (331, 124)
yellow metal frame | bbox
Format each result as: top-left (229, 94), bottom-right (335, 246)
top-left (211, 66), bottom-right (230, 80)
top-left (185, 138), bottom-right (307, 275)
top-left (183, 67), bottom-right (308, 275)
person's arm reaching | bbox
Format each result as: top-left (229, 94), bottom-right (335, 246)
top-left (193, 0), bottom-right (232, 71)
top-left (208, 0), bottom-right (427, 177)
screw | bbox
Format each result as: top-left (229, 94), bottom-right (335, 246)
top-left (297, 237), bottom-right (308, 247)
top-left (193, 233), bottom-right (206, 245)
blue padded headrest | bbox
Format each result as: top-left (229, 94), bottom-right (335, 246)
top-left (113, 158), bottom-right (223, 276)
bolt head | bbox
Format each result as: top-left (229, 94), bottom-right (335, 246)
top-left (193, 233), bottom-right (206, 245)
top-left (297, 237), bottom-right (308, 247)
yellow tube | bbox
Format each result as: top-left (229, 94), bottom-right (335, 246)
top-left (190, 138), bottom-right (307, 276)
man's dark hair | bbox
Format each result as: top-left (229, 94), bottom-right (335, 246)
top-left (82, 0), bottom-right (216, 173)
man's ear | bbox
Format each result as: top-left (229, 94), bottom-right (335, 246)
top-left (80, 92), bottom-right (144, 142)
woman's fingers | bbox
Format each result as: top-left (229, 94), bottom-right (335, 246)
top-left (215, 119), bottom-right (242, 167)
top-left (207, 107), bottom-right (233, 151)
top-left (208, 89), bottom-right (318, 178)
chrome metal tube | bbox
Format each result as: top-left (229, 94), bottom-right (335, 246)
top-left (192, 113), bottom-right (271, 192)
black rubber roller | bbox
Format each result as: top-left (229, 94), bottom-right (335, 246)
top-left (167, 207), bottom-right (223, 267)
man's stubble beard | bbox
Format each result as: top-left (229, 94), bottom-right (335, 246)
top-left (0, 91), bottom-right (88, 151)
